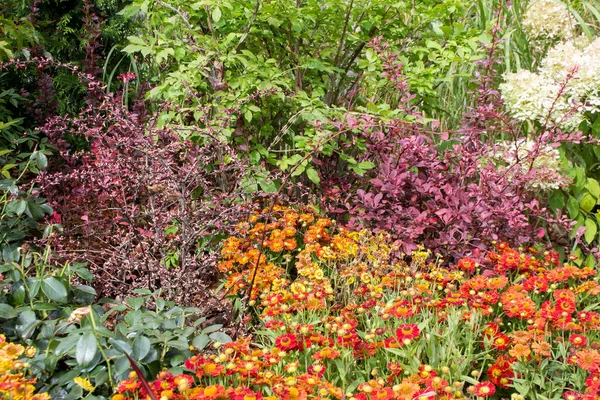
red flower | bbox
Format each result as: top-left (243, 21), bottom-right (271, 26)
top-left (388, 300), bottom-right (414, 318)
top-left (491, 333), bottom-right (511, 351)
top-left (569, 334), bottom-right (588, 348)
top-left (473, 381), bottom-right (496, 397)
top-left (367, 388), bottom-right (391, 400)
top-left (395, 324), bottom-right (420, 340)
top-left (275, 333), bottom-right (300, 351)
top-left (308, 363), bottom-right (326, 378)
top-left (563, 391), bottom-right (582, 400)
top-left (457, 257), bottom-right (477, 273)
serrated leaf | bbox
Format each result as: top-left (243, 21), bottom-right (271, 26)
top-left (76, 332), bottom-right (98, 367)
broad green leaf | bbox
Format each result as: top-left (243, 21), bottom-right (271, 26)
top-left (76, 332), bottom-right (98, 367)
top-left (192, 335), bottom-right (209, 350)
top-left (126, 297), bottom-right (144, 310)
top-left (567, 196), bottom-right (579, 218)
top-left (580, 193), bottom-right (596, 213)
top-left (587, 178), bottom-right (600, 199)
top-left (201, 324), bottom-right (223, 334)
top-left (109, 339), bottom-right (132, 355)
top-left (14, 199), bottom-right (27, 216)
top-left (585, 218), bottom-right (597, 244)
top-left (56, 333), bottom-right (82, 356)
top-left (41, 277), bottom-right (68, 303)
top-left (132, 335), bottom-right (151, 361)
top-left (0, 303), bottom-right (17, 319)
top-left (306, 167), bottom-right (320, 185)
top-left (212, 7), bottom-right (222, 23)
top-left (209, 332), bottom-right (232, 344)
top-left (357, 161), bottom-right (375, 170)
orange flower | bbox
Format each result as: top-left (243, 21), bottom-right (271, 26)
top-left (394, 379), bottom-right (420, 399)
top-left (509, 344), bottom-right (531, 360)
top-left (575, 349), bottom-right (600, 372)
top-left (531, 341), bottom-right (552, 358)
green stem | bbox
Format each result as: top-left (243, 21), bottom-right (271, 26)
top-left (89, 309), bottom-right (115, 389)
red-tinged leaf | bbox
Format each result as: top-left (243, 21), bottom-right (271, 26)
top-left (125, 354), bottom-right (158, 400)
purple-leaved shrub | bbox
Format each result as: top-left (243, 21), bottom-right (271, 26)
top-left (321, 29), bottom-right (581, 260)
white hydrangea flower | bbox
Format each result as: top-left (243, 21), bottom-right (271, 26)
top-left (522, 0), bottom-right (576, 41)
top-left (499, 70), bottom-right (563, 121)
top-left (501, 36), bottom-right (600, 130)
top-left (488, 139), bottom-right (568, 191)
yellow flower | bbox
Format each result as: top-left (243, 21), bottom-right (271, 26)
top-left (74, 377), bottom-right (95, 392)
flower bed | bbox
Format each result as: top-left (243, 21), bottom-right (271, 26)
top-left (113, 206), bottom-right (600, 399)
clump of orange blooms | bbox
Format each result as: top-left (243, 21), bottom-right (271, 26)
top-left (115, 206), bottom-right (600, 400)
top-left (0, 334), bottom-right (50, 400)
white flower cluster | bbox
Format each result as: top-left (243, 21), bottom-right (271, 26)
top-left (500, 36), bottom-right (600, 130)
top-left (522, 0), bottom-right (576, 41)
top-left (488, 139), bottom-right (568, 191)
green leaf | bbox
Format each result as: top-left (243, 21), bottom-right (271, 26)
top-left (14, 199), bottom-right (27, 216)
top-left (357, 161), bottom-right (375, 170)
top-left (0, 303), bottom-right (17, 319)
top-left (209, 332), bottom-right (232, 344)
top-left (201, 324), bottom-right (223, 334)
top-left (76, 331), bottom-right (98, 367)
top-left (548, 191), bottom-right (565, 212)
top-left (212, 7), bottom-right (222, 23)
top-left (126, 297), bottom-right (145, 310)
top-left (25, 200), bottom-right (47, 220)
top-left (587, 178), bottom-right (600, 199)
top-left (109, 339), bottom-right (132, 355)
top-left (306, 167), bottom-right (320, 185)
top-left (30, 151), bottom-right (48, 170)
top-left (567, 196), bottom-right (580, 218)
top-left (192, 335), bottom-right (209, 350)
top-left (75, 267), bottom-right (94, 282)
top-left (585, 218), bottom-right (597, 244)
top-left (132, 335), bottom-right (151, 361)
top-left (55, 333), bottom-right (82, 356)
top-left (41, 277), bottom-right (68, 303)
top-left (16, 310), bottom-right (40, 340)
top-left (8, 282), bottom-right (25, 306)
top-left (580, 192), bottom-right (597, 213)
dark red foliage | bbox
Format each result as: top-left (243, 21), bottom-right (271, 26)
top-left (37, 77), bottom-right (256, 304)
top-left (321, 31), bottom-right (576, 261)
